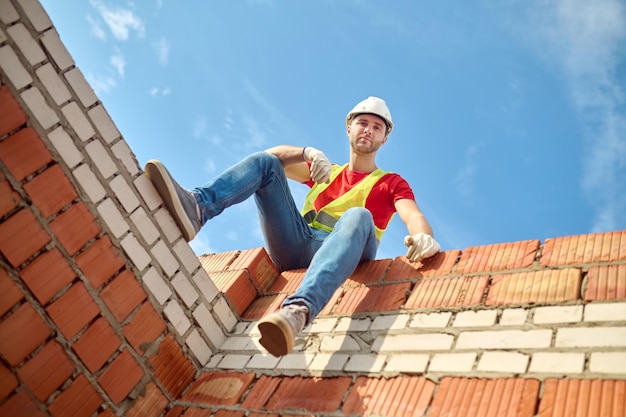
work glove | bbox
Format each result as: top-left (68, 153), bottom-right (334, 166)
top-left (404, 233), bottom-right (440, 262)
top-left (303, 147), bottom-right (331, 183)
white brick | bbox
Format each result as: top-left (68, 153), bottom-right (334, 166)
top-left (88, 104), bottom-right (120, 143)
top-left (205, 354), bottom-right (223, 368)
top-left (173, 240), bottom-right (200, 274)
top-left (22, 87), bottom-right (58, 129)
top-left (112, 140), bottom-right (140, 176)
top-left (309, 317), bottom-right (337, 333)
top-left (171, 271), bottom-right (199, 308)
top-left (186, 329), bottom-right (212, 365)
top-left (372, 333), bottom-right (454, 352)
top-left (213, 296), bottom-right (237, 332)
top-left (220, 336), bottom-right (253, 351)
top-left (589, 352), bottom-right (626, 374)
top-left (584, 302), bottom-right (626, 322)
top-left (309, 353), bottom-right (350, 372)
top-left (16, 0), bottom-right (53, 31)
top-left (130, 207), bottom-right (159, 245)
top-left (64, 68), bottom-right (98, 107)
top-left (533, 305), bottom-right (583, 324)
top-left (141, 267), bottom-right (172, 305)
top-left (192, 269), bottom-right (219, 303)
top-left (40, 28), bottom-right (73, 71)
top-left (555, 327), bottom-right (626, 348)
top-left (320, 335), bottom-right (361, 352)
top-left (193, 303), bottom-right (226, 349)
top-left (429, 353), bottom-right (476, 373)
top-left (109, 175), bottom-right (140, 213)
top-left (151, 239), bottom-right (179, 277)
top-left (0, 1), bottom-right (19, 23)
top-left (134, 173), bottom-right (162, 211)
top-left (164, 300), bottom-right (191, 336)
top-left (276, 353), bottom-right (314, 370)
top-left (96, 198), bottom-right (129, 238)
top-left (453, 310), bottom-right (497, 327)
top-left (456, 329), bottom-right (552, 349)
top-left (72, 163), bottom-right (106, 203)
top-left (7, 24), bottom-right (45, 65)
top-left (335, 317), bottom-right (371, 332)
top-left (85, 139), bottom-right (118, 179)
top-left (385, 354), bottom-right (429, 373)
top-left (153, 207), bottom-right (183, 242)
top-left (120, 233), bottom-right (151, 270)
top-left (500, 308), bottom-right (529, 326)
top-left (371, 314), bottom-right (410, 331)
top-left (61, 102), bottom-right (94, 141)
top-left (410, 312), bottom-right (452, 328)
top-left (0, 27), bottom-right (6, 43)
top-left (529, 352), bottom-right (585, 374)
top-left (345, 354), bottom-right (386, 373)
top-left (248, 353), bottom-right (280, 369)
top-left (219, 354), bottom-right (251, 370)
top-left (0, 45), bottom-right (32, 89)
top-left (49, 127), bottom-right (83, 168)
top-left (477, 352), bottom-right (529, 373)
top-left (36, 64), bottom-right (71, 105)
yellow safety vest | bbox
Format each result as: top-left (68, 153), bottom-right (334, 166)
top-left (301, 163), bottom-right (393, 242)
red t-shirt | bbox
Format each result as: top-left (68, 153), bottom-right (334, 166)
top-left (304, 165), bottom-right (415, 230)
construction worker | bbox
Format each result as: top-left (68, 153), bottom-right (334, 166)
top-left (145, 96), bottom-right (440, 356)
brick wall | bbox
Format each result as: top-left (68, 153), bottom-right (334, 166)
top-left (1, 1), bottom-right (625, 416)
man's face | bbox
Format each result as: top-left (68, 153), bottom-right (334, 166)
top-left (347, 114), bottom-right (388, 155)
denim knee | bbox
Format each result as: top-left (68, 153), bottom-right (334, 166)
top-left (335, 207), bottom-right (375, 234)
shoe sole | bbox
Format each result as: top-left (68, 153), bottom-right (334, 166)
top-left (258, 315), bottom-right (294, 357)
top-left (145, 160), bottom-right (196, 241)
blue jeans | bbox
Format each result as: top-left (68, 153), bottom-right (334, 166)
top-left (192, 151), bottom-right (379, 323)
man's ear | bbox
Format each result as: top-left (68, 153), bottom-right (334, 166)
top-left (346, 124), bottom-right (351, 135)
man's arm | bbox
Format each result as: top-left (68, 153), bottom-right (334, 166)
top-left (265, 145), bottom-right (311, 182)
top-left (394, 198), bottom-right (434, 236)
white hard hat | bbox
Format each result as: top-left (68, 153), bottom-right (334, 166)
top-left (346, 96), bottom-right (393, 135)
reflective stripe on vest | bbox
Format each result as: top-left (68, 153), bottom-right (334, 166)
top-left (301, 163), bottom-right (393, 242)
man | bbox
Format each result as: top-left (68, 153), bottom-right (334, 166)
top-left (145, 96), bottom-right (440, 356)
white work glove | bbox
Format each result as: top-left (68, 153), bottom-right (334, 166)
top-left (404, 233), bottom-right (440, 262)
top-left (303, 147), bottom-right (331, 183)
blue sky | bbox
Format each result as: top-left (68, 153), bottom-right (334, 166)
top-left (40, 1), bottom-right (626, 260)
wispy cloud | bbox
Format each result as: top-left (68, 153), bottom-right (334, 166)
top-left (86, 73), bottom-right (116, 95)
top-left (110, 53), bottom-right (125, 77)
top-left (153, 37), bottom-right (170, 66)
top-left (149, 87), bottom-right (171, 96)
top-left (87, 14), bottom-right (106, 40)
top-left (91, 0), bottom-right (145, 41)
top-left (455, 141), bottom-right (484, 203)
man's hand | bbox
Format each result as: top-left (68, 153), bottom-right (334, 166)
top-left (303, 147), bottom-right (332, 183)
top-left (404, 233), bottom-right (440, 262)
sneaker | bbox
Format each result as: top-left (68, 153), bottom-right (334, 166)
top-left (258, 304), bottom-right (308, 357)
top-left (145, 160), bottom-right (201, 241)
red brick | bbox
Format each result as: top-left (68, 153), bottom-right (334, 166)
top-left (163, 406), bottom-right (184, 417)
top-left (75, 236), bottom-right (125, 288)
top-left (211, 270), bottom-right (257, 316)
top-left (457, 240), bottom-right (540, 273)
top-left (100, 269), bottom-right (146, 321)
top-left (72, 317), bottom-right (121, 373)
top-left (0, 391), bottom-right (45, 417)
top-left (126, 382), bottom-right (169, 417)
top-left (343, 376), bottom-right (435, 417)
top-left (97, 410), bottom-right (116, 417)
top-left (0, 127), bottom-right (52, 181)
top-left (0, 361), bottom-right (18, 401)
top-left (229, 247), bottom-right (279, 291)
top-left (335, 282), bottom-right (411, 314)
top-left (429, 377), bottom-right (540, 417)
top-left (98, 349), bottom-right (144, 404)
top-left (386, 250), bottom-right (461, 281)
top-left (198, 251), bottom-right (239, 272)
top-left (182, 409), bottom-right (212, 417)
top-left (242, 294), bottom-right (286, 320)
top-left (45, 282), bottom-right (99, 339)
top-left (268, 269), bottom-right (305, 293)
top-left (20, 248), bottom-right (75, 304)
top-left (241, 375), bottom-right (281, 409)
top-left (23, 164), bottom-right (77, 218)
top-left (123, 301), bottom-right (166, 354)
top-left (0, 303), bottom-right (51, 366)
top-left (538, 378), bottom-right (626, 417)
top-left (405, 275), bottom-right (489, 309)
top-left (0, 267), bottom-right (23, 316)
top-left (17, 340), bottom-right (75, 402)
top-left (214, 411), bottom-right (245, 417)
top-left (585, 264), bottom-right (626, 301)
top-left (486, 268), bottom-right (582, 306)
top-left (48, 374), bottom-right (102, 417)
top-left (0, 179), bottom-right (20, 217)
top-left (318, 287), bottom-right (344, 316)
top-left (183, 372), bottom-right (256, 406)
top-left (148, 334), bottom-right (196, 399)
top-left (346, 258), bottom-right (393, 285)
top-left (0, 86), bottom-right (28, 136)
top-left (541, 231), bottom-right (626, 266)
top-left (0, 208), bottom-right (51, 267)
top-left (49, 202), bottom-right (101, 255)
top-left (265, 376), bottom-right (352, 413)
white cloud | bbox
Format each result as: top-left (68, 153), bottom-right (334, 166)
top-left (193, 117), bottom-right (207, 138)
top-left (154, 37), bottom-right (170, 66)
top-left (149, 87), bottom-right (172, 96)
top-left (189, 231), bottom-right (214, 256)
top-left (86, 73), bottom-right (116, 94)
top-left (87, 14), bottom-right (106, 40)
top-left (110, 53), bottom-right (126, 77)
top-left (91, 0), bottom-right (145, 41)
top-left (455, 141), bottom-right (484, 203)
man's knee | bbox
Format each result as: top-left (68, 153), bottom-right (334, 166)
top-left (338, 208), bottom-right (374, 231)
